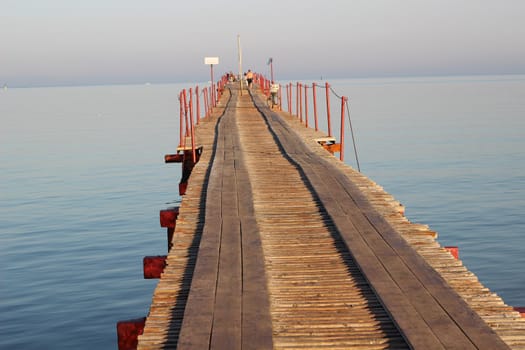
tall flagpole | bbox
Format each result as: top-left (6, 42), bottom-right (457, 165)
top-left (238, 34), bottom-right (243, 95)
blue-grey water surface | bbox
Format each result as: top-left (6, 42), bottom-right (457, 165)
top-left (1, 76), bottom-right (524, 349)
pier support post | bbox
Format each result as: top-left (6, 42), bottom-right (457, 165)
top-left (164, 153), bottom-right (184, 163)
top-left (116, 317), bottom-right (146, 350)
top-left (514, 307), bottom-right (525, 317)
top-left (143, 256), bottom-right (167, 279)
top-left (160, 207), bottom-right (179, 251)
top-left (179, 148), bottom-right (202, 195)
top-left (445, 246), bottom-right (459, 260)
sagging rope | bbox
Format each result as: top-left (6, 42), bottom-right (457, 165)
top-left (328, 85), bottom-right (361, 172)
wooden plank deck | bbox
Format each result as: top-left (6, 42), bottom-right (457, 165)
top-left (137, 85), bottom-right (525, 349)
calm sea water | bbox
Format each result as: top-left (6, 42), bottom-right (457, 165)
top-left (1, 75), bottom-right (524, 349)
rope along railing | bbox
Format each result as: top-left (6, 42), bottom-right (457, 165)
top-left (256, 75), bottom-right (360, 171)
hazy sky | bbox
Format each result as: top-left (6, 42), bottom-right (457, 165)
top-left (1, 0), bottom-right (524, 87)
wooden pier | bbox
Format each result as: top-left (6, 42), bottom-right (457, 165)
top-left (133, 84), bottom-right (525, 349)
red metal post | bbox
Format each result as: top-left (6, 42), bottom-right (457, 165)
top-left (195, 86), bottom-right (200, 124)
top-left (189, 88), bottom-right (196, 163)
top-left (299, 83), bottom-right (303, 123)
top-left (304, 84), bottom-right (309, 128)
top-left (325, 82), bottom-right (332, 136)
top-left (340, 96), bottom-right (347, 161)
top-left (179, 92), bottom-right (184, 148)
top-left (203, 88), bottom-right (209, 118)
top-left (289, 83), bottom-right (293, 115)
top-left (189, 87), bottom-right (193, 126)
top-left (183, 89), bottom-right (189, 139)
top-left (210, 64), bottom-right (215, 107)
top-left (209, 86), bottom-right (214, 110)
top-left (313, 83), bottom-right (319, 131)
top-left (296, 82), bottom-right (299, 119)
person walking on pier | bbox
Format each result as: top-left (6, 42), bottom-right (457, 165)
top-left (246, 69), bottom-right (254, 89)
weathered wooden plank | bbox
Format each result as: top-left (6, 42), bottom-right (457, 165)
top-left (210, 215), bottom-right (242, 350)
top-left (234, 107), bottom-right (274, 350)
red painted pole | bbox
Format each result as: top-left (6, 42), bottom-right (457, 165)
top-left (340, 96), bottom-right (346, 161)
top-left (189, 88), bottom-right (196, 163)
top-left (210, 64), bottom-right (215, 107)
top-left (299, 83), bottom-right (303, 123)
top-left (304, 84), bottom-right (309, 128)
top-left (313, 83), bottom-right (319, 131)
top-left (296, 82), bottom-right (299, 119)
top-left (190, 93), bottom-right (197, 163)
top-left (325, 82), bottom-right (332, 137)
top-left (195, 86), bottom-right (200, 124)
top-left (183, 89), bottom-right (189, 138)
top-left (203, 88), bottom-right (209, 118)
top-left (189, 87), bottom-right (193, 125)
top-left (209, 86), bottom-right (213, 111)
top-left (179, 92), bottom-right (184, 148)
top-left (289, 83), bottom-right (293, 115)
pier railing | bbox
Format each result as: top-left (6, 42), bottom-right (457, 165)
top-left (170, 73), bottom-right (359, 170)
top-left (256, 74), bottom-right (359, 170)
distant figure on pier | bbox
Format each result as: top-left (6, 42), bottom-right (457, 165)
top-left (270, 82), bottom-right (279, 108)
top-left (246, 70), bottom-right (254, 89)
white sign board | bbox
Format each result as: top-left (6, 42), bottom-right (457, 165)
top-left (204, 57), bottom-right (219, 65)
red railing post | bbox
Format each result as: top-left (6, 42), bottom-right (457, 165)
top-left (183, 89), bottom-right (189, 139)
top-left (325, 82), bottom-right (332, 136)
top-left (189, 87), bottom-right (193, 127)
top-left (340, 96), bottom-right (347, 162)
top-left (299, 83), bottom-right (303, 123)
top-left (296, 82), bottom-right (299, 119)
top-left (189, 88), bottom-right (196, 163)
top-left (209, 87), bottom-right (213, 113)
top-left (304, 84), bottom-right (309, 128)
top-left (195, 86), bottom-right (200, 124)
top-left (210, 64), bottom-right (215, 107)
top-left (204, 88), bottom-right (209, 118)
top-left (179, 92), bottom-right (184, 147)
top-left (285, 83), bottom-right (288, 113)
top-left (289, 83), bottom-right (293, 115)
top-left (313, 83), bottom-right (319, 131)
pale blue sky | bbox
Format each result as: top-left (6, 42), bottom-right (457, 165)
top-left (1, 0), bottom-right (524, 87)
